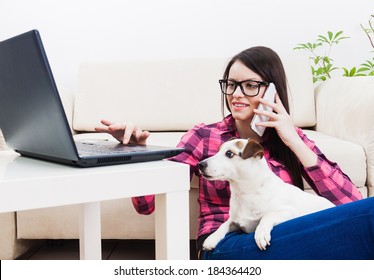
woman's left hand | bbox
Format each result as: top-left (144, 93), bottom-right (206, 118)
top-left (253, 94), bottom-right (300, 148)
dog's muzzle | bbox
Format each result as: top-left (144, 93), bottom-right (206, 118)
top-left (198, 160), bottom-right (214, 179)
top-left (198, 160), bottom-right (207, 173)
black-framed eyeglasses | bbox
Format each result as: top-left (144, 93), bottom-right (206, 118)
top-left (219, 79), bottom-right (269, 97)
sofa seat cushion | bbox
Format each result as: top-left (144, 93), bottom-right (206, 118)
top-left (17, 192), bottom-right (199, 240)
top-left (16, 201), bottom-right (157, 239)
top-left (15, 129), bottom-right (367, 241)
top-left (73, 130), bottom-right (367, 192)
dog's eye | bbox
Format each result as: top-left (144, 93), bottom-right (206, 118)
top-left (225, 150), bottom-right (235, 158)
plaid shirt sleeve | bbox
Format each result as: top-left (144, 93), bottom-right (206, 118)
top-left (131, 195), bottom-right (155, 214)
top-left (297, 128), bottom-right (363, 205)
top-left (131, 124), bottom-right (206, 215)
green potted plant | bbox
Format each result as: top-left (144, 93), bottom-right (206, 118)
top-left (293, 31), bottom-right (349, 83)
top-left (294, 14), bottom-right (374, 83)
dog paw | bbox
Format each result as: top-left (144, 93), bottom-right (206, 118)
top-left (203, 234), bottom-right (223, 251)
top-left (254, 226), bottom-right (272, 250)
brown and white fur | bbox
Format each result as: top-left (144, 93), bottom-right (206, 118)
top-left (198, 138), bottom-right (334, 251)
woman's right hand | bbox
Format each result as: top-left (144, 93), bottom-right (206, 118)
top-left (94, 119), bottom-right (150, 145)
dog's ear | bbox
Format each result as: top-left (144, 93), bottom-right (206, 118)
top-left (242, 139), bottom-right (264, 159)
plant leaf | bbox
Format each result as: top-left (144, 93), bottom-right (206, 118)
top-left (328, 31), bottom-right (333, 41)
top-left (357, 67), bottom-right (369, 72)
top-left (349, 67), bottom-right (357, 76)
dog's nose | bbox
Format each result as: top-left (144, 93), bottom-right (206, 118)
top-left (198, 161), bottom-right (207, 172)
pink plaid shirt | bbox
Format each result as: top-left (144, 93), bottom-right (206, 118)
top-left (132, 115), bottom-right (362, 239)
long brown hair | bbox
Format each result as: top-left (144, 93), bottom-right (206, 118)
top-left (222, 46), bottom-right (303, 190)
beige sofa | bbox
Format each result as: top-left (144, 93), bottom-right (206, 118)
top-left (0, 55), bottom-right (373, 259)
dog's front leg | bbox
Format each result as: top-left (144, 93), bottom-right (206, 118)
top-left (254, 210), bottom-right (293, 250)
top-left (203, 218), bottom-right (238, 251)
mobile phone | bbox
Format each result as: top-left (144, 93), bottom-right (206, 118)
top-left (250, 83), bottom-right (276, 136)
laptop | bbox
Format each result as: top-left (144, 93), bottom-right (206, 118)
top-left (0, 30), bottom-right (184, 167)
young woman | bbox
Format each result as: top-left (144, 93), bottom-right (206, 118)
top-left (96, 46), bottom-right (374, 259)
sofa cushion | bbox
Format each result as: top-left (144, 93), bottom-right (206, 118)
top-left (16, 202), bottom-right (156, 239)
top-left (281, 54), bottom-right (316, 127)
top-left (15, 129), bottom-right (368, 241)
top-left (314, 77), bottom-right (374, 192)
top-left (73, 59), bottom-right (225, 132)
top-left (72, 55), bottom-right (315, 133)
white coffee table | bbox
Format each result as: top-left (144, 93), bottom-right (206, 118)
top-left (0, 151), bottom-right (190, 260)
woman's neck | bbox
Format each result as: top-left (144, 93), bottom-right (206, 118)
top-left (235, 119), bottom-right (262, 142)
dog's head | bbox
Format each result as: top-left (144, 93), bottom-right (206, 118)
top-left (198, 138), bottom-right (264, 182)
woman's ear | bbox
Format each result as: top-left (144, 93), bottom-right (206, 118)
top-left (242, 139), bottom-right (264, 159)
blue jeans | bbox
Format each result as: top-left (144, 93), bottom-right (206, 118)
top-left (202, 197), bottom-right (374, 260)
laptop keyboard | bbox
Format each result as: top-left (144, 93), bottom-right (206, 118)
top-left (76, 142), bottom-right (148, 156)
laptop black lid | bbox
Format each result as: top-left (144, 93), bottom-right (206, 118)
top-left (0, 30), bottom-right (79, 162)
top-left (0, 30), bottom-right (184, 167)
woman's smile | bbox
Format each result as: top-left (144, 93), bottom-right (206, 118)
top-left (232, 101), bottom-right (249, 110)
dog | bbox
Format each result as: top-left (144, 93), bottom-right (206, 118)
top-left (198, 138), bottom-right (334, 251)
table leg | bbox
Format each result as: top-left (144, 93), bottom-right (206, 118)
top-left (79, 202), bottom-right (102, 260)
top-left (155, 190), bottom-right (190, 260)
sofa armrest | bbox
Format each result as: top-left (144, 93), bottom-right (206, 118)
top-left (314, 77), bottom-right (374, 192)
top-left (0, 212), bottom-right (41, 260)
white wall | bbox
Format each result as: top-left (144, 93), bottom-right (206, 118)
top-left (1, 0), bottom-right (373, 90)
